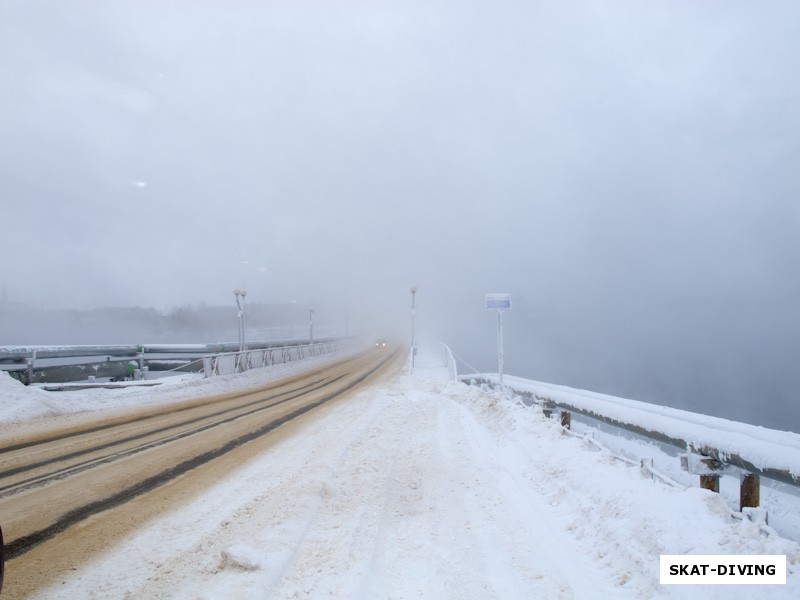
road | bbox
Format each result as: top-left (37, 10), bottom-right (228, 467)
top-left (0, 348), bottom-right (401, 598)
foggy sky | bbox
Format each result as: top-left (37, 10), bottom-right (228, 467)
top-left (2, 1), bottom-right (799, 428)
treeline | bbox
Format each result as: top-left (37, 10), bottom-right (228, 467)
top-left (0, 302), bottom-right (314, 345)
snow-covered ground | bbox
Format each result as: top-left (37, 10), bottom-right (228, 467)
top-left (3, 349), bottom-right (799, 598)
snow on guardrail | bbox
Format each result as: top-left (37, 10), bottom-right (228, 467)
top-left (461, 373), bottom-right (800, 487)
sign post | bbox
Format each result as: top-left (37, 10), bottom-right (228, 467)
top-left (485, 293), bottom-right (512, 389)
top-left (410, 287), bottom-right (418, 371)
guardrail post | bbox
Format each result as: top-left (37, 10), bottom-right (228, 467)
top-left (699, 456), bottom-right (723, 493)
top-left (203, 356), bottom-right (212, 378)
top-left (740, 473), bottom-right (760, 510)
top-left (682, 452), bottom-right (724, 493)
top-left (560, 410), bottom-right (571, 430)
top-left (699, 474), bottom-right (720, 493)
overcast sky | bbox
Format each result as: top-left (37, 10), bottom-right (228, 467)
top-left (2, 1), bottom-right (799, 426)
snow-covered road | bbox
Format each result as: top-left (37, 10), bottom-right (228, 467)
top-left (5, 353), bottom-right (798, 599)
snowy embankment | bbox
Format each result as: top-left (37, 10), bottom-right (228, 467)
top-left (1, 352), bottom-right (796, 599)
top-left (470, 374), bottom-right (800, 482)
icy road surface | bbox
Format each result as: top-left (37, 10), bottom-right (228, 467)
top-left (15, 357), bottom-right (800, 599)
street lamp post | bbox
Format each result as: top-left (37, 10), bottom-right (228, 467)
top-left (410, 286), bottom-right (418, 370)
top-left (234, 288), bottom-right (247, 354)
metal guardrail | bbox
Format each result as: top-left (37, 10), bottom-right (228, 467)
top-left (0, 339), bottom-right (342, 363)
top-left (462, 376), bottom-right (800, 488)
top-left (0, 338), bottom-right (349, 384)
top-left (0, 345), bottom-right (139, 362)
top-left (201, 340), bottom-right (347, 378)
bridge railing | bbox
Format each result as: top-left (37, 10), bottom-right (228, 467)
top-left (202, 339), bottom-right (347, 378)
top-left (436, 341), bottom-right (458, 381)
top-left (1, 338), bottom-right (350, 384)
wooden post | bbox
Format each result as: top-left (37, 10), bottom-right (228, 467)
top-left (700, 474), bottom-right (720, 493)
top-left (560, 410), bottom-right (571, 430)
top-left (740, 473), bottom-right (760, 510)
top-left (697, 456), bottom-right (723, 493)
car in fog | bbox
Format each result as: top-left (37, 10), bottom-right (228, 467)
top-left (375, 339), bottom-right (388, 349)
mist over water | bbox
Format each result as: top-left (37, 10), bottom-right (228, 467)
top-left (1, 1), bottom-right (799, 432)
